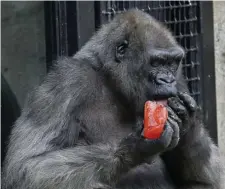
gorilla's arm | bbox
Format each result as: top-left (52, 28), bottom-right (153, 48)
top-left (162, 77), bottom-right (222, 189)
top-left (1, 58), bottom-right (125, 189)
top-left (163, 116), bottom-right (221, 189)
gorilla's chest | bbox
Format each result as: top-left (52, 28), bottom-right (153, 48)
top-left (80, 102), bottom-right (134, 143)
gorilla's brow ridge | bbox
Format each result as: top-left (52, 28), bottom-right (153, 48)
top-left (150, 47), bottom-right (185, 61)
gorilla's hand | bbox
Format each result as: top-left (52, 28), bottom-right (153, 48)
top-left (167, 92), bottom-right (197, 136)
top-left (117, 120), bottom-right (179, 164)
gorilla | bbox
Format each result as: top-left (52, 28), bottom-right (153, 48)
top-left (2, 9), bottom-right (222, 189)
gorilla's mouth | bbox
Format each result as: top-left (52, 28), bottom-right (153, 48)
top-left (155, 100), bottom-right (168, 106)
top-left (146, 89), bottom-right (176, 106)
top-left (150, 90), bottom-right (177, 106)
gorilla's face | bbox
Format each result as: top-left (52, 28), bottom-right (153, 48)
top-left (100, 10), bottom-right (185, 109)
top-left (139, 47), bottom-right (184, 101)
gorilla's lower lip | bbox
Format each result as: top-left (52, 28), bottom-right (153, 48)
top-left (156, 100), bottom-right (168, 106)
top-left (146, 90), bottom-right (176, 105)
top-left (151, 91), bottom-right (176, 106)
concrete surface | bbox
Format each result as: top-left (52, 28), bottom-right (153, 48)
top-left (1, 1), bottom-right (46, 107)
top-left (213, 2), bottom-right (225, 162)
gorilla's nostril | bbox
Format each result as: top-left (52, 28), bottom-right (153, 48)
top-left (156, 73), bottom-right (175, 84)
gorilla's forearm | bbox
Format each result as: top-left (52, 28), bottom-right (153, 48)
top-left (1, 58), bottom-right (122, 189)
top-left (3, 143), bottom-right (134, 189)
top-left (162, 116), bottom-right (222, 189)
top-left (178, 127), bottom-right (221, 189)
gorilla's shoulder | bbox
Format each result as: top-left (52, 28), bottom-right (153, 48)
top-left (51, 56), bottom-right (101, 83)
top-left (56, 56), bottom-right (97, 73)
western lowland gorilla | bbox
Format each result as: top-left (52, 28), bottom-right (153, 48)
top-left (2, 9), bottom-right (223, 189)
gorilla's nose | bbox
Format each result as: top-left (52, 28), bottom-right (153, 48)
top-left (156, 73), bottom-right (175, 85)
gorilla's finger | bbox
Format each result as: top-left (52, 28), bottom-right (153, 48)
top-left (135, 126), bottom-right (143, 136)
top-left (156, 124), bottom-right (174, 149)
top-left (134, 117), bottom-right (144, 136)
top-left (138, 124), bottom-right (173, 155)
top-left (167, 106), bottom-right (182, 125)
top-left (167, 97), bottom-right (187, 118)
top-left (178, 92), bottom-right (197, 112)
top-left (167, 117), bottom-right (180, 149)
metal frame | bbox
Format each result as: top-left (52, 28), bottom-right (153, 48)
top-left (44, 1), bottom-right (71, 71)
top-left (44, 1), bottom-right (95, 71)
top-left (199, 1), bottom-right (217, 143)
top-left (44, 1), bottom-right (217, 143)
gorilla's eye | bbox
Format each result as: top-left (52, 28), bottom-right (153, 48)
top-left (168, 60), bottom-right (180, 70)
top-left (117, 44), bottom-right (127, 54)
top-left (151, 61), bottom-right (161, 67)
top-left (150, 58), bottom-right (165, 67)
top-left (115, 40), bottom-right (129, 63)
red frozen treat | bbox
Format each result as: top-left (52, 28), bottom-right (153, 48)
top-left (143, 101), bottom-right (168, 139)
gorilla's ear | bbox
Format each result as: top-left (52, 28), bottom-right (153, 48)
top-left (115, 40), bottom-right (129, 63)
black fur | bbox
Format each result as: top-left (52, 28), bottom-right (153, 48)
top-left (2, 10), bottom-right (222, 189)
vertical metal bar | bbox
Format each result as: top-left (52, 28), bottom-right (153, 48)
top-left (183, 1), bottom-right (188, 81)
top-left (98, 1), bottom-right (107, 24)
top-left (128, 1), bottom-right (134, 9)
top-left (194, 2), bottom-right (201, 104)
top-left (189, 2), bottom-right (196, 101)
top-left (75, 1), bottom-right (95, 50)
top-left (44, 1), bottom-right (56, 71)
top-left (44, 1), bottom-right (69, 71)
top-left (44, 1), bottom-right (95, 70)
top-left (199, 1), bottom-right (217, 143)
top-left (57, 1), bottom-right (68, 56)
top-left (163, 1), bottom-right (166, 22)
top-left (173, 1), bottom-right (176, 36)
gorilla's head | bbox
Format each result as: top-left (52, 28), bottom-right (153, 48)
top-left (85, 9), bottom-right (185, 111)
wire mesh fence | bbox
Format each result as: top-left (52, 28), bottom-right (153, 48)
top-left (99, 1), bottom-right (201, 104)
